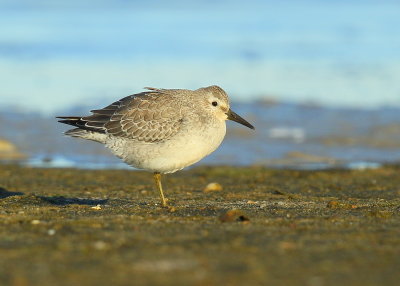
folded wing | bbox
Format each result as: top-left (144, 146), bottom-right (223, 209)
top-left (57, 90), bottom-right (184, 143)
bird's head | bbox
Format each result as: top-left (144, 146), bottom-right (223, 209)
top-left (197, 85), bottom-right (255, 130)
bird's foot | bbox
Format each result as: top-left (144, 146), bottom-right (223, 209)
top-left (159, 198), bottom-right (169, 208)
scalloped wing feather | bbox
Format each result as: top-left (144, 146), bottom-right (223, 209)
top-left (83, 91), bottom-right (183, 143)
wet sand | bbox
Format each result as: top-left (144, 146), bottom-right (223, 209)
top-left (0, 164), bottom-right (399, 286)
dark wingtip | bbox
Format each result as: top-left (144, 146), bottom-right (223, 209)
top-left (56, 116), bottom-right (81, 119)
top-left (58, 119), bottom-right (72, 124)
top-left (56, 116), bottom-right (81, 126)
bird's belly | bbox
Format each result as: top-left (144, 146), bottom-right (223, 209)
top-left (106, 124), bottom-right (226, 173)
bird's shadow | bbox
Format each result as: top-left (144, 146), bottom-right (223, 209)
top-left (0, 187), bottom-right (24, 199)
top-left (38, 195), bottom-right (108, 206)
top-left (0, 187), bottom-right (108, 206)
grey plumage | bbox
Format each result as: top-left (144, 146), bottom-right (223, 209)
top-left (57, 86), bottom-right (254, 206)
top-left (58, 88), bottom-right (188, 143)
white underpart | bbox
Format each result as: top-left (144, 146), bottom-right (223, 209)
top-left (76, 131), bottom-right (107, 143)
top-left (105, 119), bottom-right (226, 173)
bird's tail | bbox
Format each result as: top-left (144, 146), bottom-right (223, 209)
top-left (57, 116), bottom-right (107, 143)
top-left (57, 116), bottom-right (83, 128)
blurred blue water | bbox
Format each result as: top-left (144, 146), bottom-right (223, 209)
top-left (1, 101), bottom-right (400, 169)
top-left (1, 0), bottom-right (400, 168)
top-left (0, 0), bottom-right (399, 113)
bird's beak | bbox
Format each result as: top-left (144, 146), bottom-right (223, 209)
top-left (226, 109), bottom-right (255, 130)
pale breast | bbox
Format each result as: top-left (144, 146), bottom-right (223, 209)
top-left (106, 117), bottom-right (227, 173)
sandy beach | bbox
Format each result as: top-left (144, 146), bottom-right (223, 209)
top-left (0, 164), bottom-right (399, 286)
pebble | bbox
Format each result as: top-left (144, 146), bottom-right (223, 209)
top-left (219, 209), bottom-right (250, 223)
top-left (47, 229), bottom-right (56, 236)
top-left (93, 241), bottom-right (107, 250)
top-left (203, 182), bottom-right (223, 193)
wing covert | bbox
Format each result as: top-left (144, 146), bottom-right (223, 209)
top-left (95, 92), bottom-right (184, 142)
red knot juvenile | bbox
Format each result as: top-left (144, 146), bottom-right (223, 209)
top-left (57, 86), bottom-right (254, 207)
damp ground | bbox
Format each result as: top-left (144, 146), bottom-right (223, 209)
top-left (0, 164), bottom-right (399, 286)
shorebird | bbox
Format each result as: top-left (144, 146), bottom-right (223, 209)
top-left (57, 86), bottom-right (254, 207)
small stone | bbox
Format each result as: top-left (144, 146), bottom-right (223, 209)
top-left (326, 201), bottom-right (339, 208)
top-left (91, 204), bottom-right (102, 210)
top-left (219, 209), bottom-right (250, 223)
top-left (47, 229), bottom-right (56, 236)
top-left (93, 241), bottom-right (107, 250)
top-left (203, 182), bottom-right (223, 193)
top-left (31, 220), bottom-right (41, 225)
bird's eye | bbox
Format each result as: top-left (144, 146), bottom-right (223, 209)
top-left (212, 101), bottom-right (218, 107)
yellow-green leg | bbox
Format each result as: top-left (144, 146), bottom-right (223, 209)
top-left (153, 172), bottom-right (167, 207)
